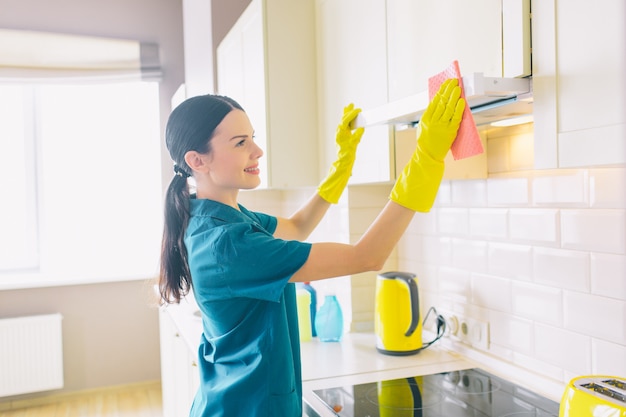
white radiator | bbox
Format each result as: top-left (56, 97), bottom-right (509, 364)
top-left (0, 313), bottom-right (64, 397)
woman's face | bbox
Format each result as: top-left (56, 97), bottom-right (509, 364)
top-left (203, 109), bottom-right (264, 192)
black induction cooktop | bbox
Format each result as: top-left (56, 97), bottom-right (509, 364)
top-left (312, 368), bottom-right (559, 417)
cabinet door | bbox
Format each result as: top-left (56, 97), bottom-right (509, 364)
top-left (386, 0), bottom-right (503, 102)
top-left (316, 0), bottom-right (392, 184)
top-left (555, 0), bottom-right (625, 167)
top-left (158, 310), bottom-right (177, 417)
top-left (216, 0), bottom-right (268, 186)
top-left (217, 0), bottom-right (319, 188)
top-left (533, 0), bottom-right (625, 168)
top-left (159, 310), bottom-right (199, 417)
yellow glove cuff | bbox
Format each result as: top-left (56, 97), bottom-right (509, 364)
top-left (317, 161), bottom-right (354, 204)
top-left (389, 146), bottom-right (444, 212)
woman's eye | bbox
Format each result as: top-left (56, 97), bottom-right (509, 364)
top-left (236, 139), bottom-right (246, 147)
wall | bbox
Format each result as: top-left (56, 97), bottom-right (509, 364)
top-left (0, 281), bottom-right (161, 394)
top-left (400, 126), bottom-right (625, 385)
top-left (243, 126), bottom-right (626, 387)
top-left (0, 0), bottom-right (184, 399)
top-left (357, 126), bottom-right (625, 386)
top-left (364, 124), bottom-right (626, 382)
top-left (397, 164), bottom-right (626, 384)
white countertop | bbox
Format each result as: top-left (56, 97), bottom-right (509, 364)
top-left (161, 298), bottom-right (565, 417)
top-left (301, 333), bottom-right (472, 383)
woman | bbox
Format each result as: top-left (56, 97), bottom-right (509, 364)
top-left (160, 79), bottom-right (464, 417)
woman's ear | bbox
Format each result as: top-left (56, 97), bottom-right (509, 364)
top-left (184, 151), bottom-right (209, 174)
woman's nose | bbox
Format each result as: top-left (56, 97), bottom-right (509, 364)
top-left (253, 141), bottom-right (264, 159)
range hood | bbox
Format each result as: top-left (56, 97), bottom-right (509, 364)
top-left (354, 73), bottom-right (533, 128)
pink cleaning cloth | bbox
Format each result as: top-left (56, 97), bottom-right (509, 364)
top-left (428, 60), bottom-right (484, 160)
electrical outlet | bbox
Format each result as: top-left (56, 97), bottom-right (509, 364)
top-left (441, 311), bottom-right (490, 350)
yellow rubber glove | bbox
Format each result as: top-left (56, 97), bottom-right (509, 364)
top-left (317, 104), bottom-right (365, 203)
top-left (390, 79), bottom-right (465, 212)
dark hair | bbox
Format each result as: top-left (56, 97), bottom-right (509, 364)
top-left (159, 94), bottom-right (244, 304)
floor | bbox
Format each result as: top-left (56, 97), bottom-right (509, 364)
top-left (0, 382), bottom-right (163, 417)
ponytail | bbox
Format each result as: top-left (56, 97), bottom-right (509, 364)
top-left (159, 171), bottom-right (192, 304)
top-left (159, 94), bottom-right (244, 304)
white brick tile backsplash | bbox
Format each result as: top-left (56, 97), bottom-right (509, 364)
top-left (434, 181), bottom-right (452, 207)
top-left (471, 273), bottom-right (512, 312)
top-left (535, 324), bottom-right (592, 375)
top-left (532, 170), bottom-right (588, 207)
top-left (489, 311), bottom-right (533, 354)
top-left (452, 239), bottom-right (488, 272)
top-left (564, 291), bottom-right (626, 345)
top-left (348, 206), bottom-right (385, 235)
top-left (239, 188), bottom-right (284, 214)
top-left (351, 284), bottom-right (375, 313)
top-left (397, 229), bottom-right (423, 260)
top-left (408, 210), bottom-right (438, 235)
top-left (469, 208), bottom-right (508, 239)
top-left (591, 339), bottom-right (626, 376)
top-left (323, 165), bottom-right (626, 383)
top-left (589, 168), bottom-right (626, 209)
top-left (437, 208), bottom-right (469, 236)
top-left (512, 352), bottom-right (564, 383)
top-left (512, 282), bottom-right (563, 326)
top-left (422, 236), bottom-right (452, 265)
top-left (438, 266), bottom-right (471, 302)
top-left (533, 247), bottom-right (589, 291)
top-left (590, 253), bottom-right (626, 300)
top-left (451, 179), bottom-right (487, 207)
top-left (509, 208), bottom-right (559, 245)
top-left (413, 263), bottom-right (439, 292)
top-left (487, 242), bottom-right (533, 281)
top-left (561, 209), bottom-right (626, 254)
top-left (347, 183), bottom-right (393, 207)
top-left (487, 177), bottom-right (529, 206)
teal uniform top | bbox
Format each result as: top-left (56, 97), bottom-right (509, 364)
top-left (185, 199), bottom-right (312, 417)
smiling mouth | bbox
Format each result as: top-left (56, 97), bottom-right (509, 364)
top-left (244, 166), bottom-right (259, 174)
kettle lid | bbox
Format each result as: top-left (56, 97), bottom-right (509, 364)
top-left (378, 271), bottom-right (416, 280)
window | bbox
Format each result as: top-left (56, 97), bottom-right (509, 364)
top-left (0, 81), bottom-right (163, 286)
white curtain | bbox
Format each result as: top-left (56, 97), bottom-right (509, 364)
top-left (0, 28), bottom-right (161, 83)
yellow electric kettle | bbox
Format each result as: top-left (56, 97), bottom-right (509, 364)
top-left (375, 271), bottom-right (422, 355)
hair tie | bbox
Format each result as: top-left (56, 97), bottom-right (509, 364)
top-left (173, 164), bottom-right (191, 178)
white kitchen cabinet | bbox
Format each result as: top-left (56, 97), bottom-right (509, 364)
top-left (385, 0), bottom-right (531, 180)
top-left (386, 0), bottom-right (509, 103)
top-left (316, 0), bottom-right (530, 184)
top-left (315, 0), bottom-right (393, 184)
top-left (533, 0), bottom-right (626, 168)
top-left (159, 309), bottom-right (200, 417)
top-left (216, 0), bottom-right (319, 189)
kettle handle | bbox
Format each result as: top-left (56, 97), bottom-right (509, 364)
top-left (379, 272), bottom-right (420, 337)
top-left (403, 276), bottom-right (420, 337)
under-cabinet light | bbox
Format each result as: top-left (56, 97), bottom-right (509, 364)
top-left (490, 114), bottom-right (534, 127)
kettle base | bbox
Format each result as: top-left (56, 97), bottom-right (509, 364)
top-left (376, 347), bottom-right (422, 356)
